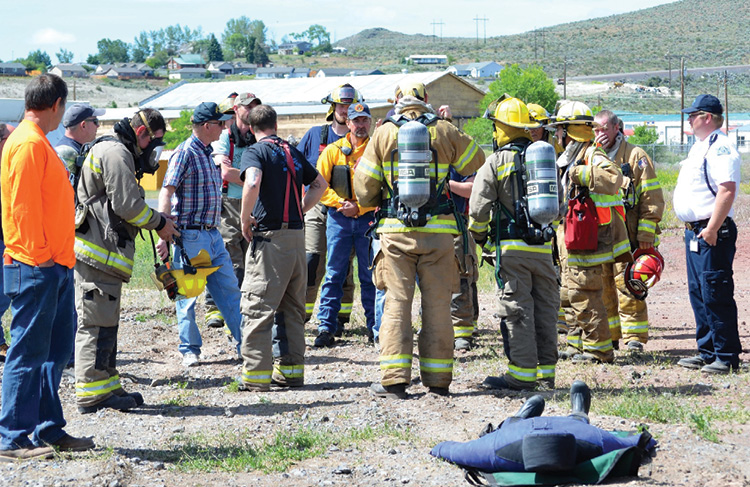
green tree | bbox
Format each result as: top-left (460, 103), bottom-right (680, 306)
top-left (291, 24), bottom-right (331, 51)
top-left (206, 34), bottom-right (223, 62)
top-left (628, 125), bottom-right (659, 145)
top-left (56, 48), bottom-right (74, 64)
top-left (164, 110), bottom-right (193, 149)
top-left (97, 38), bottom-right (130, 63)
top-left (464, 64), bottom-right (559, 145)
top-left (145, 50), bottom-right (170, 69)
top-left (86, 53), bottom-right (101, 65)
top-left (19, 50), bottom-right (51, 72)
top-left (224, 32), bottom-right (248, 59)
top-left (253, 39), bottom-right (269, 66)
top-left (131, 32), bottom-right (150, 63)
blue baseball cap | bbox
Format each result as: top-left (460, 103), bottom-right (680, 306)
top-left (192, 102), bottom-right (233, 124)
top-left (347, 102), bottom-right (371, 120)
top-left (63, 103), bottom-right (105, 128)
top-left (681, 94), bottom-right (723, 115)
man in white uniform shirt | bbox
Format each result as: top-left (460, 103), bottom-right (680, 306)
top-left (672, 94), bottom-right (742, 374)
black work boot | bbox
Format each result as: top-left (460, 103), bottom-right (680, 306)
top-left (78, 394), bottom-right (137, 414)
top-left (570, 380), bottom-right (591, 417)
top-left (514, 395), bottom-right (545, 419)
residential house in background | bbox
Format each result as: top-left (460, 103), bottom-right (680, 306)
top-left (447, 61), bottom-right (504, 78)
top-left (167, 54), bottom-right (206, 71)
top-left (234, 62), bottom-right (259, 75)
top-left (255, 66), bottom-right (310, 79)
top-left (49, 63), bottom-right (89, 78)
top-left (278, 42), bottom-right (313, 55)
top-left (208, 61), bottom-right (234, 75)
top-left (332, 47), bottom-right (348, 54)
top-left (406, 54), bottom-right (448, 65)
top-left (0, 62), bottom-right (27, 76)
top-left (168, 68), bottom-right (208, 80)
top-left (102, 66), bottom-right (145, 79)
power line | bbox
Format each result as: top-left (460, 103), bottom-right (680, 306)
top-left (431, 19), bottom-right (444, 42)
top-left (473, 15), bottom-right (488, 45)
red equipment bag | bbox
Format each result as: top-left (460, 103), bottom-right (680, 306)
top-left (564, 195), bottom-right (599, 251)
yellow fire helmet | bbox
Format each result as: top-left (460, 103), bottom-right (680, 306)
top-left (322, 84), bottom-right (363, 121)
top-left (395, 81), bottom-right (426, 101)
top-left (548, 100), bottom-right (598, 142)
top-left (156, 249), bottom-right (220, 299)
top-left (218, 92), bottom-right (238, 115)
top-left (527, 103), bottom-right (551, 124)
top-left (484, 94), bottom-right (541, 129)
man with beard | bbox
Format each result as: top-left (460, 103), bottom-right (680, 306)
top-left (313, 102), bottom-right (377, 347)
top-left (299, 84), bottom-right (363, 333)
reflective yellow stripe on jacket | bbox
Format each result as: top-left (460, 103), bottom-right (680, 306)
top-left (75, 237), bottom-right (134, 276)
top-left (76, 375), bottom-right (121, 397)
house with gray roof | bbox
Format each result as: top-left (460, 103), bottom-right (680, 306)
top-left (0, 62), bottom-right (26, 76)
top-left (447, 61), bottom-right (504, 78)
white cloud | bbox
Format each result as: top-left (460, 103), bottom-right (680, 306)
top-left (32, 28), bottom-right (76, 45)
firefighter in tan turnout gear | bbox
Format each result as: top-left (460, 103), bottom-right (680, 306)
top-left (354, 82), bottom-right (485, 398)
top-left (74, 109), bottom-right (179, 412)
top-left (468, 96), bottom-right (559, 390)
top-left (549, 101), bottom-right (631, 364)
top-left (594, 110), bottom-right (664, 351)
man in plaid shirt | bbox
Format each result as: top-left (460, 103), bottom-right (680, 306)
top-left (157, 102), bottom-right (243, 367)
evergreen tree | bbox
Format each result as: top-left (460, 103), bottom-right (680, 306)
top-left (207, 34), bottom-right (223, 62)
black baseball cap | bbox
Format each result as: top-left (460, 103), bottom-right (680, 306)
top-left (681, 94), bottom-right (723, 115)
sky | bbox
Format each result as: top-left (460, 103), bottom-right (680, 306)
top-left (0, 0), bottom-right (676, 63)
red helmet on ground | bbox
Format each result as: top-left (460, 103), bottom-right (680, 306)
top-left (624, 248), bottom-right (665, 300)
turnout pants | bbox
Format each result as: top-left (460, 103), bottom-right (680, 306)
top-left (374, 232), bottom-right (459, 389)
top-left (74, 262), bottom-right (127, 407)
top-left (304, 202), bottom-right (355, 322)
top-left (452, 230), bottom-right (479, 340)
top-left (556, 226), bottom-right (573, 333)
top-left (602, 261), bottom-right (649, 344)
top-left (566, 265), bottom-right (615, 362)
top-left (241, 229), bottom-right (306, 390)
top-left (496, 254), bottom-right (559, 389)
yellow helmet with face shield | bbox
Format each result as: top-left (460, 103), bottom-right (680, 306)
top-left (322, 84), bottom-right (364, 121)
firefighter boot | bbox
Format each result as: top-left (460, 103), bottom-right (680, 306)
top-left (514, 395), bottom-right (545, 419)
top-left (570, 380), bottom-right (591, 419)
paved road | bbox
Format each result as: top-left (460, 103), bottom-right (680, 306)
top-left (569, 64), bottom-right (750, 83)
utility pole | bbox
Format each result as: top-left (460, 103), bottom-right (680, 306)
top-left (563, 59), bottom-right (567, 99)
top-left (680, 57), bottom-right (685, 145)
top-left (431, 20), bottom-right (444, 42)
top-left (473, 16), bottom-right (488, 45)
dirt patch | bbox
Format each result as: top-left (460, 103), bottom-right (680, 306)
top-left (1, 222), bottom-right (749, 486)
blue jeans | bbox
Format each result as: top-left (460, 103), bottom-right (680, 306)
top-left (0, 261), bottom-right (75, 450)
top-left (174, 228), bottom-right (242, 356)
top-left (371, 237), bottom-right (385, 342)
top-left (685, 221), bottom-right (741, 368)
top-left (317, 209), bottom-right (375, 334)
top-left (0, 241), bottom-right (10, 346)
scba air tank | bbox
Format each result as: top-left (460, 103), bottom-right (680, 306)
top-left (525, 140), bottom-right (559, 225)
top-left (397, 121), bottom-right (432, 213)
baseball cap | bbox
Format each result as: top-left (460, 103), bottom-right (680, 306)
top-left (192, 102), bottom-right (233, 124)
top-left (681, 94), bottom-right (723, 115)
top-left (235, 92), bottom-right (262, 107)
top-left (395, 82), bottom-right (426, 101)
top-left (347, 102), bottom-right (371, 120)
top-left (63, 103), bottom-right (105, 128)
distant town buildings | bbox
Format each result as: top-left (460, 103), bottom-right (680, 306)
top-left (406, 54), bottom-right (448, 65)
top-left (447, 61), bottom-right (504, 78)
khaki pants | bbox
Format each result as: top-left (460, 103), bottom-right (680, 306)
top-left (566, 265), bottom-right (615, 362)
top-left (374, 232), bottom-right (459, 388)
top-left (451, 230), bottom-right (479, 339)
top-left (304, 202), bottom-right (355, 321)
top-left (74, 262), bottom-right (127, 407)
top-left (241, 229), bottom-right (306, 390)
top-left (602, 261), bottom-right (649, 344)
top-left (496, 254), bottom-right (559, 389)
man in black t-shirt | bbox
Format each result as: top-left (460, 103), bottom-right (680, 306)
top-left (238, 105), bottom-right (327, 390)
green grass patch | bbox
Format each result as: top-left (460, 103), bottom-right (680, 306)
top-left (166, 422), bottom-right (412, 473)
top-left (593, 388), bottom-right (750, 442)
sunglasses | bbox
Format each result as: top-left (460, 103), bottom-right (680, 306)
top-left (85, 118), bottom-right (100, 126)
top-left (687, 112), bottom-right (705, 120)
